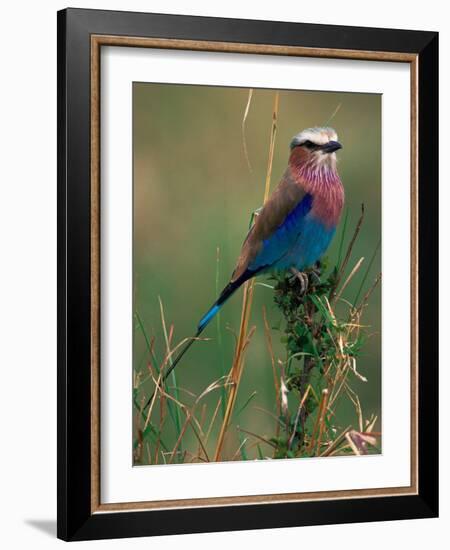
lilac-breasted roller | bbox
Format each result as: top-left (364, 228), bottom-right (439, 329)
top-left (147, 127), bottom-right (344, 403)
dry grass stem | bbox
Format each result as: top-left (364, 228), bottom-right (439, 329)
top-left (214, 91), bottom-right (280, 461)
top-left (320, 426), bottom-right (352, 457)
top-left (242, 88), bottom-right (254, 173)
top-left (237, 427), bottom-right (277, 449)
top-left (262, 305), bottom-right (280, 413)
top-left (345, 431), bottom-right (362, 455)
top-left (331, 204), bottom-right (365, 300)
top-left (307, 389), bottom-right (329, 454)
top-left (288, 384), bottom-right (312, 450)
top-left (334, 256), bottom-right (365, 303)
top-left (231, 437), bottom-right (249, 461)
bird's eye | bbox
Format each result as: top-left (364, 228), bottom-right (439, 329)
top-left (302, 140), bottom-right (316, 149)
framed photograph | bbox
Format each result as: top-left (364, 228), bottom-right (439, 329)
top-left (57, 8), bottom-right (438, 541)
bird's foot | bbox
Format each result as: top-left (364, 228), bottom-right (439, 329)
top-left (308, 267), bottom-right (321, 287)
top-left (290, 268), bottom-right (309, 295)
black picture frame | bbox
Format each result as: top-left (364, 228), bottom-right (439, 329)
top-left (57, 7), bottom-right (438, 541)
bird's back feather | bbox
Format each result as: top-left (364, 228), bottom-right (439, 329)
top-left (231, 169), bottom-right (307, 280)
top-left (197, 267), bottom-right (261, 333)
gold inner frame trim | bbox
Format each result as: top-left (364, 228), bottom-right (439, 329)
top-left (90, 34), bottom-right (419, 514)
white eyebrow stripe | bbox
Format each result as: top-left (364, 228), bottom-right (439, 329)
top-left (292, 127), bottom-right (338, 147)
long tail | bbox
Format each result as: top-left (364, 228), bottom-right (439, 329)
top-left (142, 271), bottom-right (254, 412)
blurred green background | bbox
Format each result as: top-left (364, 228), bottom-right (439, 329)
top-left (133, 83), bottom-right (381, 461)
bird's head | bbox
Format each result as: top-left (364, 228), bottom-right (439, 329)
top-left (289, 127), bottom-right (342, 174)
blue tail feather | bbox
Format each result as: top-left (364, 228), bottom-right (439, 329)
top-left (198, 304), bottom-right (221, 333)
top-left (197, 268), bottom-right (258, 333)
top-left (196, 281), bottom-right (239, 333)
top-left (142, 269), bottom-right (257, 412)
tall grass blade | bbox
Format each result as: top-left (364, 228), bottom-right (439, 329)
top-left (242, 88), bottom-right (254, 173)
top-left (336, 208), bottom-right (349, 271)
top-left (215, 246), bottom-right (227, 419)
top-left (214, 91), bottom-right (280, 461)
top-left (135, 310), bottom-right (160, 375)
top-left (353, 238), bottom-right (381, 305)
top-left (158, 296), bottom-right (183, 452)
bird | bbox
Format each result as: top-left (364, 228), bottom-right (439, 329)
top-left (144, 127), bottom-right (344, 410)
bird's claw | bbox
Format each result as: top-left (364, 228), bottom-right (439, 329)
top-left (290, 268), bottom-right (309, 295)
top-left (309, 268), bottom-right (321, 286)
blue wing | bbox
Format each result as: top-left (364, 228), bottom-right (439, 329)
top-left (248, 193), bottom-right (314, 272)
top-left (198, 192), bottom-right (334, 334)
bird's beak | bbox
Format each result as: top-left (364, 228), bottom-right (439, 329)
top-left (322, 141), bottom-right (342, 154)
